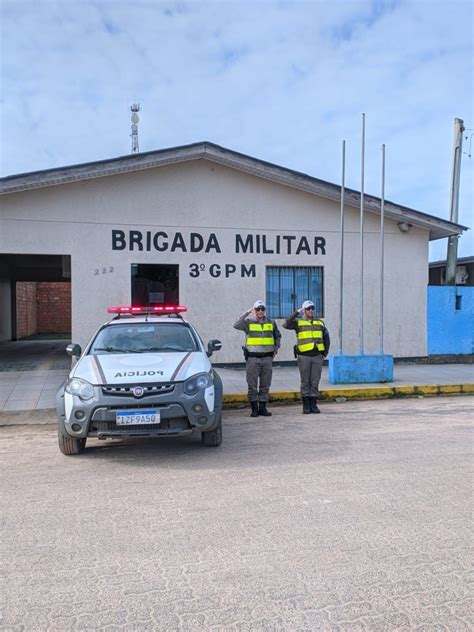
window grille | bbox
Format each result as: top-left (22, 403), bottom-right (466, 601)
top-left (266, 266), bottom-right (324, 318)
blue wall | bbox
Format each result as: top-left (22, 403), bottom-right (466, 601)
top-left (428, 286), bottom-right (474, 355)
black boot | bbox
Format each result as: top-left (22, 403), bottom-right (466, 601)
top-left (302, 397), bottom-right (311, 414)
top-left (250, 401), bottom-right (259, 417)
top-left (258, 401), bottom-right (272, 417)
top-left (310, 397), bottom-right (320, 414)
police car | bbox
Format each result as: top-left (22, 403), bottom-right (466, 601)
top-left (56, 306), bottom-right (223, 455)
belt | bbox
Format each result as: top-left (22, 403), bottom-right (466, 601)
top-left (297, 350), bottom-right (323, 357)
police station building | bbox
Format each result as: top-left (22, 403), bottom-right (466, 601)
top-left (0, 142), bottom-right (466, 364)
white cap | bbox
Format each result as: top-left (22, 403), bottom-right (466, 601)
top-left (302, 300), bottom-right (314, 309)
top-left (253, 300), bottom-right (265, 309)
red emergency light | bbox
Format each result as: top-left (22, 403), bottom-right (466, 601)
top-left (107, 305), bottom-right (187, 314)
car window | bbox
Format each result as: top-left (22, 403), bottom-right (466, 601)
top-left (89, 323), bottom-right (199, 354)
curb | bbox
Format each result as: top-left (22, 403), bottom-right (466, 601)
top-left (222, 383), bottom-right (474, 407)
top-left (1, 384), bottom-right (472, 425)
top-left (0, 408), bottom-right (56, 426)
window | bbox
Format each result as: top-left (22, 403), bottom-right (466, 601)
top-left (266, 266), bottom-right (324, 318)
top-left (90, 323), bottom-right (198, 355)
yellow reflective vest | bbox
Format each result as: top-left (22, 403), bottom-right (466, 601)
top-left (296, 319), bottom-right (325, 353)
top-left (245, 322), bottom-right (275, 353)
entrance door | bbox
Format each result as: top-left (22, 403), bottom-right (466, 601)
top-left (131, 264), bottom-right (179, 306)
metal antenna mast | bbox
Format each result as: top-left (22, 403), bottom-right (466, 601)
top-left (130, 103), bottom-right (140, 154)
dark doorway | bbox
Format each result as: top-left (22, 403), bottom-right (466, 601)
top-left (131, 264), bottom-right (179, 306)
top-left (0, 254), bottom-right (71, 341)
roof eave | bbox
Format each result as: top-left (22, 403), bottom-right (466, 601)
top-left (1, 141), bottom-right (467, 241)
top-left (203, 147), bottom-right (466, 240)
top-left (0, 142), bottom-right (209, 194)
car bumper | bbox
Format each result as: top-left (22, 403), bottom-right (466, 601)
top-left (57, 382), bottom-right (220, 440)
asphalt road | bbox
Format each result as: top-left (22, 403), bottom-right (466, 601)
top-left (1, 397), bottom-right (472, 631)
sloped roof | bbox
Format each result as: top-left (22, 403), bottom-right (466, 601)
top-left (0, 141), bottom-right (467, 241)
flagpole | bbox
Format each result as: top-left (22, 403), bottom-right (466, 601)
top-left (339, 140), bottom-right (346, 355)
top-left (359, 113), bottom-right (365, 355)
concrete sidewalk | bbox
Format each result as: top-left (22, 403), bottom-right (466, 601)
top-left (0, 358), bottom-right (472, 415)
top-left (223, 362), bottom-right (474, 405)
top-left (0, 339), bottom-right (472, 416)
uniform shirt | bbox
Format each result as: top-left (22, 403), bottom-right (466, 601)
top-left (233, 312), bottom-right (282, 356)
top-left (283, 310), bottom-right (330, 356)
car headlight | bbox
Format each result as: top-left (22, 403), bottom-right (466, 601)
top-left (66, 378), bottom-right (94, 401)
top-left (184, 372), bottom-right (212, 395)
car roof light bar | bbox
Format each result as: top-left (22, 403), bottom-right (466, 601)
top-left (107, 305), bottom-right (187, 315)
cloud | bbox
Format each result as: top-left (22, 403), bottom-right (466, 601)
top-left (1, 0), bottom-right (472, 257)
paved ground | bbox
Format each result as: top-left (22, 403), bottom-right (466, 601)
top-left (0, 341), bottom-right (70, 412)
top-left (1, 397), bottom-right (472, 631)
top-left (0, 340), bottom-right (472, 412)
top-left (0, 340), bottom-right (70, 372)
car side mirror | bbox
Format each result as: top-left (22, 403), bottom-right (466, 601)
top-left (207, 339), bottom-right (222, 357)
top-left (66, 343), bottom-right (82, 358)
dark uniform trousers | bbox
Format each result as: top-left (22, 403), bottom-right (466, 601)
top-left (246, 356), bottom-right (273, 402)
top-left (297, 354), bottom-right (323, 398)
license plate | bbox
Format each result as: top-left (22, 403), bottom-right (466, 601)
top-left (116, 409), bottom-right (160, 426)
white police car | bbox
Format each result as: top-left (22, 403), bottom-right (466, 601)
top-left (56, 306), bottom-right (223, 455)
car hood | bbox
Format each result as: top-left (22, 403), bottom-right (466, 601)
top-left (72, 352), bottom-right (211, 385)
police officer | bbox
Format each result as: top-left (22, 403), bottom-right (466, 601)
top-left (283, 300), bottom-right (330, 414)
top-left (234, 300), bottom-right (281, 417)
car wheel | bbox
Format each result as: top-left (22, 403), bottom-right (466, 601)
top-left (58, 430), bottom-right (86, 456)
top-left (201, 416), bottom-right (222, 447)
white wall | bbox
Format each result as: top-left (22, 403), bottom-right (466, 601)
top-left (0, 159), bottom-right (429, 360)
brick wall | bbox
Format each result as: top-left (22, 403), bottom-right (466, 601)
top-left (37, 282), bottom-right (71, 333)
top-left (16, 281), bottom-right (71, 338)
top-left (16, 282), bottom-right (38, 338)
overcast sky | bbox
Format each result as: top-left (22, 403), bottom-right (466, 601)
top-left (1, 0), bottom-right (473, 259)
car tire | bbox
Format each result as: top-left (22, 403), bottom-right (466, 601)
top-left (58, 430), bottom-right (86, 456)
top-left (201, 416), bottom-right (222, 447)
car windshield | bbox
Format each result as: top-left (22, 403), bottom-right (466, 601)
top-left (89, 322), bottom-right (199, 354)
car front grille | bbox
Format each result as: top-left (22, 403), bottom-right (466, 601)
top-left (90, 417), bottom-right (190, 434)
top-left (102, 383), bottom-right (175, 397)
